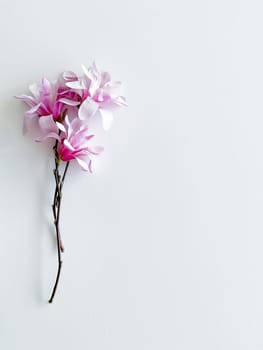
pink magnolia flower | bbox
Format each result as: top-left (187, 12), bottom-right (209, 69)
top-left (15, 78), bottom-right (80, 142)
top-left (16, 78), bottom-right (55, 117)
top-left (16, 78), bottom-right (80, 118)
top-left (58, 116), bottom-right (103, 171)
top-left (26, 114), bottom-right (61, 142)
top-left (64, 62), bottom-right (127, 130)
top-left (15, 81), bottom-right (59, 141)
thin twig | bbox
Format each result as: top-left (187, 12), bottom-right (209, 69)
top-left (62, 161), bottom-right (70, 184)
top-left (52, 143), bottom-right (64, 253)
top-left (48, 144), bottom-right (70, 303)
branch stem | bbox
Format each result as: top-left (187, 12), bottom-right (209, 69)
top-left (48, 141), bottom-right (69, 303)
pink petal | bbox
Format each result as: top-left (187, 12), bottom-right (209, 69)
top-left (63, 71), bottom-right (78, 81)
top-left (88, 159), bottom-right (92, 172)
top-left (38, 115), bottom-right (58, 133)
top-left (100, 72), bottom-right (111, 86)
top-left (15, 94), bottom-right (36, 107)
top-left (35, 132), bottom-right (60, 142)
top-left (88, 145), bottom-right (104, 155)
top-left (23, 114), bottom-right (37, 134)
top-left (25, 103), bottom-right (41, 116)
top-left (40, 78), bottom-right (52, 96)
top-left (56, 122), bottom-right (66, 133)
top-left (78, 98), bottom-right (98, 120)
top-left (85, 134), bottom-right (95, 141)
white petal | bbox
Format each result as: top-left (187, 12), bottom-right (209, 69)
top-left (64, 115), bottom-right (73, 138)
top-left (115, 96), bottom-right (128, 106)
top-left (38, 115), bottom-right (58, 132)
top-left (63, 71), bottom-right (77, 81)
top-left (25, 103), bottom-right (41, 116)
top-left (35, 132), bottom-right (60, 142)
top-left (56, 122), bottom-right (66, 133)
top-left (66, 80), bottom-right (85, 90)
top-left (91, 61), bottom-right (100, 76)
top-left (58, 98), bottom-right (80, 106)
top-left (64, 139), bottom-right (75, 151)
top-left (29, 83), bottom-right (39, 98)
top-left (82, 64), bottom-right (92, 80)
top-left (76, 157), bottom-right (90, 171)
top-left (78, 98), bottom-right (98, 120)
top-left (23, 114), bottom-right (37, 134)
top-left (15, 94), bottom-right (36, 107)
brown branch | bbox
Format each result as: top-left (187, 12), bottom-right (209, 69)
top-left (48, 141), bottom-right (70, 303)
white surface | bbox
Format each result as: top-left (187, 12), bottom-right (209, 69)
top-left (0, 0), bottom-right (263, 349)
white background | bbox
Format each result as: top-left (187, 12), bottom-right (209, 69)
top-left (0, 0), bottom-right (263, 349)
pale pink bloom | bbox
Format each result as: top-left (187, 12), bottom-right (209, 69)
top-left (25, 114), bottom-right (61, 142)
top-left (58, 116), bottom-right (103, 171)
top-left (65, 62), bottom-right (127, 130)
top-left (16, 78), bottom-right (55, 117)
top-left (15, 80), bottom-right (59, 141)
top-left (16, 78), bottom-right (80, 142)
top-left (16, 78), bottom-right (80, 119)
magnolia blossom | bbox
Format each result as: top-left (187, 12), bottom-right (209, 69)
top-left (16, 62), bottom-right (126, 168)
top-left (58, 117), bottom-right (103, 171)
top-left (16, 78), bottom-right (55, 117)
top-left (16, 77), bottom-right (80, 119)
top-left (64, 62), bottom-right (127, 130)
top-left (15, 78), bottom-right (80, 141)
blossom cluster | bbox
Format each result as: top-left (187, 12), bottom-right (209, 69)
top-left (16, 62), bottom-right (127, 171)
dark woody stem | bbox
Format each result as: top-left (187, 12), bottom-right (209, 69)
top-left (48, 141), bottom-right (70, 303)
